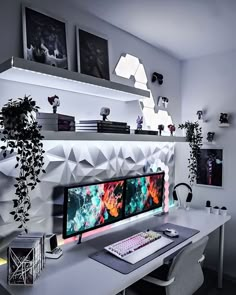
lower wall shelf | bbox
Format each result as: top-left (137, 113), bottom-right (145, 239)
top-left (41, 131), bottom-right (187, 142)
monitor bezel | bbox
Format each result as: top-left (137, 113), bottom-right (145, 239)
top-left (123, 171), bottom-right (165, 219)
top-left (63, 177), bottom-right (126, 239)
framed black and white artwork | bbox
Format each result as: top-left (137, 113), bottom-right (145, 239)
top-left (22, 5), bottom-right (69, 69)
top-left (76, 26), bottom-right (110, 80)
top-left (196, 148), bottom-right (223, 188)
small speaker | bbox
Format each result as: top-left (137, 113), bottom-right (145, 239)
top-left (45, 234), bottom-right (58, 252)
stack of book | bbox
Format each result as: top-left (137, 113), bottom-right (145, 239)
top-left (135, 129), bottom-right (159, 135)
top-left (77, 120), bottom-right (130, 134)
top-left (36, 113), bottom-right (75, 131)
top-left (7, 233), bottom-right (45, 285)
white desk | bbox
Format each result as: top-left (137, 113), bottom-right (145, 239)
top-left (0, 209), bottom-right (231, 295)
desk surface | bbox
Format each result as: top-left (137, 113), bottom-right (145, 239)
top-left (0, 209), bottom-right (231, 295)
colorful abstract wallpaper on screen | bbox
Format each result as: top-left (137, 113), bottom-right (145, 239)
top-left (125, 174), bottom-right (163, 217)
top-left (66, 180), bottom-right (124, 236)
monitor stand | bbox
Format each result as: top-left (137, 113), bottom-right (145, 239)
top-left (77, 234), bottom-right (82, 245)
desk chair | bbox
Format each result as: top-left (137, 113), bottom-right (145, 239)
top-left (124, 236), bottom-right (209, 295)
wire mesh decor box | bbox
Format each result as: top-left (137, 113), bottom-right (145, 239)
top-left (7, 233), bottom-right (45, 285)
top-left (18, 233), bottom-right (46, 270)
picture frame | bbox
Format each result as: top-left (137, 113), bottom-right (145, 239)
top-left (196, 148), bottom-right (223, 188)
top-left (76, 25), bottom-right (110, 80)
top-left (22, 5), bottom-right (70, 70)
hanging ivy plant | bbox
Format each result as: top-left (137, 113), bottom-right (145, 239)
top-left (178, 121), bottom-right (203, 186)
top-left (0, 96), bottom-right (45, 232)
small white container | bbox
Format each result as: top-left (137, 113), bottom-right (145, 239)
top-left (220, 209), bottom-right (228, 216)
top-left (205, 207), bottom-right (211, 214)
top-left (212, 207), bottom-right (220, 215)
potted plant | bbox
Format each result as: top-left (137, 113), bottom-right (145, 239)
top-left (0, 96), bottom-right (45, 232)
top-left (212, 206), bottom-right (220, 215)
top-left (220, 206), bottom-right (227, 216)
top-left (178, 121), bottom-right (203, 185)
top-left (205, 200), bottom-right (211, 213)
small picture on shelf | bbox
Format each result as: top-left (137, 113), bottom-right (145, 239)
top-left (196, 148), bottom-right (223, 187)
top-left (22, 6), bottom-right (69, 69)
top-left (77, 27), bottom-right (110, 80)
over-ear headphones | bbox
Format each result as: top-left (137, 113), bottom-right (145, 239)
top-left (173, 183), bottom-right (193, 203)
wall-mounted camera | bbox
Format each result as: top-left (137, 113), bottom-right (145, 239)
top-left (196, 110), bottom-right (203, 121)
top-left (154, 96), bottom-right (169, 112)
top-left (151, 72), bottom-right (163, 85)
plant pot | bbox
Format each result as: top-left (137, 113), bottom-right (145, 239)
top-left (220, 208), bottom-right (227, 216)
top-left (212, 207), bottom-right (219, 215)
top-left (205, 207), bottom-right (211, 214)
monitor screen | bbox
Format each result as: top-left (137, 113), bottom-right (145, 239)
top-left (63, 180), bottom-right (125, 239)
top-left (124, 172), bottom-right (165, 218)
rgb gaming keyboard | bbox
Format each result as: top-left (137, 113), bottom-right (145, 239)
top-left (105, 230), bottom-right (173, 264)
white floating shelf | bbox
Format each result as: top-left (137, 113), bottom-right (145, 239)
top-left (41, 131), bottom-right (187, 142)
top-left (219, 123), bottom-right (230, 128)
top-left (203, 141), bottom-right (216, 145)
top-left (0, 57), bottom-right (150, 101)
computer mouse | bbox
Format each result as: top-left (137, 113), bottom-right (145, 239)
top-left (163, 228), bottom-right (179, 238)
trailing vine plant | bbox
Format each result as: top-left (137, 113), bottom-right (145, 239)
top-left (0, 96), bottom-right (45, 232)
top-left (178, 121), bottom-right (203, 186)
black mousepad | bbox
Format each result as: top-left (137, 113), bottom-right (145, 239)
top-left (90, 223), bottom-right (199, 274)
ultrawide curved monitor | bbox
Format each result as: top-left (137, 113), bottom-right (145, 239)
top-left (124, 172), bottom-right (165, 218)
top-left (63, 179), bottom-right (125, 239)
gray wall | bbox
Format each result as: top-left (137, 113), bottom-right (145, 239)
top-left (0, 1), bottom-right (181, 244)
top-left (0, 0), bottom-right (182, 128)
top-left (176, 50), bottom-right (236, 277)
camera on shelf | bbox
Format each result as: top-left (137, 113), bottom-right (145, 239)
top-left (100, 107), bottom-right (110, 121)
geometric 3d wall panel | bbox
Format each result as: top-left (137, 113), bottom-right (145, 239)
top-left (0, 141), bottom-right (175, 250)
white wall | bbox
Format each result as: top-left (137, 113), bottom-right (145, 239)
top-left (0, 0), bottom-right (182, 129)
top-left (176, 50), bottom-right (236, 277)
top-left (0, 1), bottom-right (182, 241)
top-left (1, 0), bottom-right (235, 279)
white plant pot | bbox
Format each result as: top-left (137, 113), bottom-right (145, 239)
top-left (220, 209), bottom-right (228, 216)
top-left (205, 207), bottom-right (211, 214)
top-left (212, 208), bottom-right (220, 215)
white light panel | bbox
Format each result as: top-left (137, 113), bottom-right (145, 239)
top-left (114, 53), bottom-right (174, 130)
top-left (134, 64), bottom-right (148, 84)
top-left (134, 81), bottom-right (149, 91)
